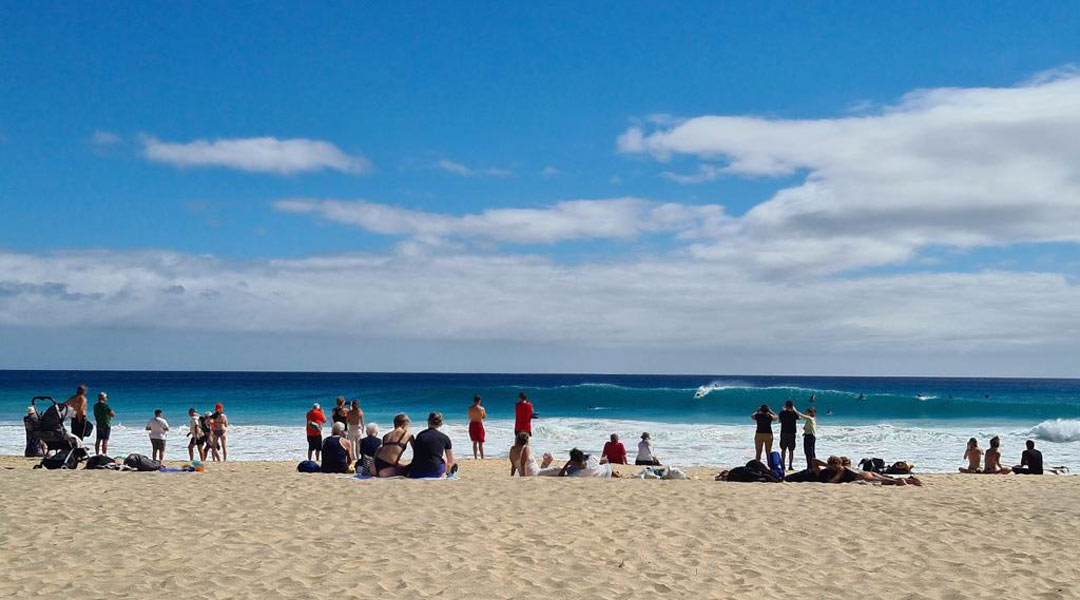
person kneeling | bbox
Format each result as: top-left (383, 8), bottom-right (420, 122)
top-left (320, 422), bottom-right (354, 474)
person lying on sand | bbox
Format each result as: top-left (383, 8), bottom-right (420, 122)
top-left (559, 448), bottom-right (620, 478)
top-left (374, 413), bottom-right (414, 477)
top-left (983, 436), bottom-right (1012, 474)
top-left (960, 437), bottom-right (983, 473)
top-left (823, 456), bottom-right (923, 486)
top-left (509, 432), bottom-right (559, 476)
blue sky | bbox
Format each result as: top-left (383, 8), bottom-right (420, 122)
top-left (2, 4), bottom-right (1080, 374)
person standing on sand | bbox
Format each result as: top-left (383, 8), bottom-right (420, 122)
top-left (146, 409), bottom-right (169, 462)
top-left (64, 385), bottom-right (90, 440)
top-left (24, 406), bottom-right (44, 457)
top-left (514, 392), bottom-right (537, 436)
top-left (751, 404), bottom-right (777, 462)
top-left (778, 400), bottom-right (800, 471)
top-left (601, 433), bottom-right (628, 464)
top-left (93, 392), bottom-right (115, 455)
top-left (983, 436), bottom-right (1011, 474)
top-left (211, 403), bottom-right (229, 461)
top-left (331, 396), bottom-right (348, 430)
top-left (468, 395), bottom-right (487, 459)
top-left (346, 400), bottom-right (364, 460)
top-left (306, 403), bottom-right (326, 461)
top-left (187, 408), bottom-right (206, 461)
top-left (798, 406), bottom-right (817, 467)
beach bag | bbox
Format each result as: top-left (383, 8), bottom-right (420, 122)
top-left (81, 420), bottom-right (94, 439)
top-left (297, 460), bottom-right (321, 473)
top-left (859, 458), bottom-right (886, 473)
top-left (85, 454), bottom-right (115, 470)
top-left (124, 454), bottom-right (162, 471)
top-left (767, 451), bottom-right (784, 480)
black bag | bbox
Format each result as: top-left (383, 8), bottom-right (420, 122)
top-left (41, 447), bottom-right (88, 470)
top-left (124, 454), bottom-right (162, 471)
top-left (859, 457), bottom-right (886, 473)
top-left (81, 420), bottom-right (94, 439)
top-left (85, 454), bottom-right (115, 470)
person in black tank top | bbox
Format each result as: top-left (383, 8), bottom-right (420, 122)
top-left (320, 422), bottom-right (354, 473)
top-left (751, 404), bottom-right (777, 463)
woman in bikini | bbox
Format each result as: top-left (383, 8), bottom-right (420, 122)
top-left (960, 437), bottom-right (983, 473)
top-left (374, 413), bottom-right (414, 477)
top-left (210, 403), bottom-right (229, 461)
top-left (825, 455), bottom-right (923, 486)
top-left (508, 431), bottom-right (558, 476)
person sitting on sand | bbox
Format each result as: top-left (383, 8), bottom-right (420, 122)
top-left (24, 406), bottom-right (44, 457)
top-left (320, 422), bottom-right (354, 474)
top-left (509, 432), bottom-right (559, 476)
top-left (601, 433), bottom-right (628, 465)
top-left (374, 413), bottom-right (415, 477)
top-left (467, 395), bottom-right (487, 460)
top-left (360, 422), bottom-right (382, 461)
top-left (983, 436), bottom-right (1012, 474)
top-left (306, 403), bottom-right (327, 461)
top-left (960, 438), bottom-right (983, 473)
top-left (1012, 440), bottom-right (1043, 475)
top-left (751, 404), bottom-right (777, 462)
top-left (409, 412), bottom-right (455, 478)
top-left (635, 432), bottom-right (661, 466)
top-left (558, 447), bottom-right (619, 478)
top-left (346, 400), bottom-right (364, 461)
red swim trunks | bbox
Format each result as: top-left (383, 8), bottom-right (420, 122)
top-left (469, 420), bottom-right (486, 443)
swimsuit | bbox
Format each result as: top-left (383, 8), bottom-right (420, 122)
top-left (469, 420), bottom-right (485, 443)
top-left (374, 432), bottom-right (409, 474)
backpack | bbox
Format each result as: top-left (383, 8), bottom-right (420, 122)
top-left (767, 451), bottom-right (785, 479)
top-left (860, 458), bottom-right (886, 473)
top-left (40, 447), bottom-right (89, 470)
top-left (124, 454), bottom-right (163, 471)
top-left (297, 460), bottom-right (321, 473)
top-left (85, 454), bottom-right (115, 470)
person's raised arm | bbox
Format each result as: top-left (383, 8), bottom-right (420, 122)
top-left (558, 459), bottom-right (573, 477)
top-left (769, 412), bottom-right (777, 421)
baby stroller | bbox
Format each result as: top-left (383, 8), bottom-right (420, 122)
top-left (27, 396), bottom-right (84, 459)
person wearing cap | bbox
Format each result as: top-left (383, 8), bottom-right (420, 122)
top-left (306, 403), bottom-right (327, 461)
top-left (210, 403), bottom-right (229, 461)
top-left (24, 406), bottom-right (44, 457)
top-left (635, 432), bottom-right (660, 466)
top-left (320, 422), bottom-right (354, 474)
top-left (93, 392), bottom-right (115, 455)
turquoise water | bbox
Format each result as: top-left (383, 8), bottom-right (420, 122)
top-left (4, 371), bottom-right (1078, 470)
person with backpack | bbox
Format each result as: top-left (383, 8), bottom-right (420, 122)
top-left (93, 392), bottom-right (115, 455)
top-left (145, 409), bottom-right (170, 462)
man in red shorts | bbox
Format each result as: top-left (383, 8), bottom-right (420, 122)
top-left (467, 395), bottom-right (487, 459)
top-left (514, 392), bottom-right (536, 437)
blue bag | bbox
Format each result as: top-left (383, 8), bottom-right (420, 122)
top-left (768, 451), bottom-right (784, 480)
top-left (297, 460), bottom-right (321, 473)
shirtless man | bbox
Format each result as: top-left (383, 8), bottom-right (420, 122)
top-left (983, 436), bottom-right (1011, 474)
top-left (64, 385), bottom-right (89, 439)
top-left (467, 395), bottom-right (487, 460)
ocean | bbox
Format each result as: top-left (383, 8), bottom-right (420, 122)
top-left (3, 370), bottom-right (1078, 472)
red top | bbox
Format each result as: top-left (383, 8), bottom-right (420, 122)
top-left (602, 441), bottom-right (627, 464)
top-left (514, 400), bottom-right (534, 433)
top-left (306, 409), bottom-right (326, 436)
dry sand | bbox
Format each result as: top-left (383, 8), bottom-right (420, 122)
top-left (1, 456), bottom-right (1077, 599)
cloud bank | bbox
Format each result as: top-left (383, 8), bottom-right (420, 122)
top-left (142, 136), bottom-right (370, 175)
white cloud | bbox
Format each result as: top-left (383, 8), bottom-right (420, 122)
top-left (1, 249), bottom-right (1078, 356)
top-left (436, 158), bottom-right (512, 177)
top-left (620, 71), bottom-right (1080, 273)
top-left (541, 166), bottom-right (561, 177)
top-left (141, 136), bottom-right (370, 175)
top-left (275, 197), bottom-right (730, 245)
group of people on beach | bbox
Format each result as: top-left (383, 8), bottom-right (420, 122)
top-left (960, 437), bottom-right (1058, 475)
top-left (23, 385), bottom-right (230, 462)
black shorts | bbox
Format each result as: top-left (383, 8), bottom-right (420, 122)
top-left (151, 439), bottom-right (166, 452)
top-left (96, 425), bottom-right (111, 441)
top-left (779, 432), bottom-right (797, 450)
top-left (307, 435), bottom-right (322, 452)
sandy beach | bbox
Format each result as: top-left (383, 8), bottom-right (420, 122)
top-left (1, 456), bottom-right (1077, 599)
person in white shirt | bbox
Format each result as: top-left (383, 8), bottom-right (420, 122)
top-left (145, 409), bottom-right (170, 461)
top-left (635, 431), bottom-right (661, 466)
top-left (186, 408), bottom-right (207, 461)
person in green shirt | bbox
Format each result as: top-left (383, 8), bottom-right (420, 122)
top-left (93, 392), bottom-right (115, 455)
